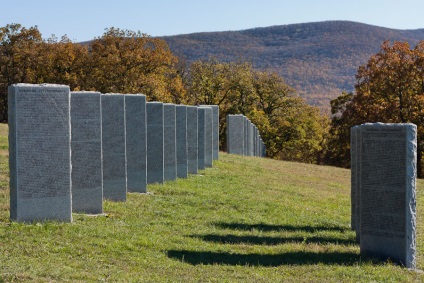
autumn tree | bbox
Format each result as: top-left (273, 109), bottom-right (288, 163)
top-left (36, 35), bottom-right (89, 90)
top-left (86, 27), bottom-right (185, 102)
top-left (0, 24), bottom-right (43, 122)
top-left (323, 40), bottom-right (424, 176)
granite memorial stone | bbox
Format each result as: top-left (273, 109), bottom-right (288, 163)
top-left (350, 126), bottom-right (359, 232)
top-left (125, 94), bottom-right (147, 193)
top-left (248, 122), bottom-right (254, 156)
top-left (146, 102), bottom-right (164, 184)
top-left (226, 114), bottom-right (245, 155)
top-left (211, 105), bottom-right (220, 160)
top-left (199, 106), bottom-right (213, 167)
top-left (9, 84), bottom-right (72, 222)
top-left (71, 91), bottom-right (103, 214)
top-left (200, 105), bottom-right (219, 160)
top-left (164, 104), bottom-right (177, 181)
top-left (186, 106), bottom-right (198, 174)
top-left (358, 123), bottom-right (417, 268)
top-left (101, 94), bottom-right (127, 201)
top-left (176, 105), bottom-right (188, 178)
top-left (198, 107), bottom-right (206, 170)
top-left (244, 118), bottom-right (249, 156)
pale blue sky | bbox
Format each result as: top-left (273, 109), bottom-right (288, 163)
top-left (1, 0), bottom-right (424, 42)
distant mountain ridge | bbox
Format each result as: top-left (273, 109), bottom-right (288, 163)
top-left (160, 21), bottom-right (424, 110)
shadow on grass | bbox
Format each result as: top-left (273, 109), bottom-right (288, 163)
top-left (213, 222), bottom-right (349, 233)
top-left (167, 250), bottom-right (359, 266)
top-left (190, 234), bottom-right (356, 246)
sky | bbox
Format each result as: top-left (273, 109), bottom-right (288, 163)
top-left (1, 0), bottom-right (424, 42)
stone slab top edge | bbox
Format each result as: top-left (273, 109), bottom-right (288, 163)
top-left (351, 122), bottom-right (417, 129)
top-left (124, 93), bottom-right (146, 97)
top-left (71, 91), bottom-right (101, 95)
top-left (12, 83), bottom-right (70, 88)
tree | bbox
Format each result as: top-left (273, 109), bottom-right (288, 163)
top-left (0, 24), bottom-right (43, 122)
top-left (37, 35), bottom-right (89, 90)
top-left (86, 27), bottom-right (185, 102)
top-left (324, 40), bottom-right (424, 176)
top-left (185, 58), bottom-right (327, 162)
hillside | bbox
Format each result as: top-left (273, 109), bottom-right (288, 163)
top-left (161, 21), bottom-right (424, 110)
top-left (1, 124), bottom-right (424, 281)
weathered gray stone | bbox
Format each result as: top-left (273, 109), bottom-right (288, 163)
top-left (350, 126), bottom-right (359, 232)
top-left (146, 102), bottom-right (164, 184)
top-left (256, 128), bottom-right (261, 157)
top-left (226, 114), bottom-right (245, 155)
top-left (176, 105), bottom-right (188, 178)
top-left (187, 106), bottom-right (198, 174)
top-left (125, 94), bottom-right (147, 193)
top-left (101, 94), bottom-right (127, 201)
top-left (9, 84), bottom-right (72, 222)
top-left (248, 122), bottom-right (254, 156)
top-left (358, 123), bottom-right (417, 268)
top-left (197, 107), bottom-right (206, 170)
top-left (199, 105), bottom-right (219, 160)
top-left (253, 126), bottom-right (258, 156)
top-left (199, 106), bottom-right (213, 167)
top-left (211, 105), bottom-right (220, 160)
top-left (71, 91), bottom-right (103, 214)
top-left (261, 140), bottom-right (266, 157)
top-left (243, 118), bottom-right (248, 156)
top-left (164, 104), bottom-right (177, 181)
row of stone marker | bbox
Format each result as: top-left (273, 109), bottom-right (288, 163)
top-left (350, 123), bottom-right (417, 268)
top-left (226, 114), bottom-right (266, 157)
top-left (8, 84), bottom-right (219, 223)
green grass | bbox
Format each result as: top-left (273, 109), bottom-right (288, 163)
top-left (1, 122), bottom-right (424, 282)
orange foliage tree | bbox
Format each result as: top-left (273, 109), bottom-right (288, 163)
top-left (323, 40), bottom-right (424, 176)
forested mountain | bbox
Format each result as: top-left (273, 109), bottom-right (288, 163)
top-left (161, 21), bottom-right (424, 110)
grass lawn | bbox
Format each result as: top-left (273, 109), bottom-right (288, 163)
top-left (1, 122), bottom-right (424, 282)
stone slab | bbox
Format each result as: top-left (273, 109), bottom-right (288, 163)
top-left (350, 126), bottom-right (359, 232)
top-left (211, 105), bottom-right (220, 160)
top-left (125, 94), bottom-right (147, 193)
top-left (253, 125), bottom-right (258, 156)
top-left (146, 102), bottom-right (164, 184)
top-left (164, 104), bottom-right (177, 181)
top-left (226, 114), bottom-right (245, 155)
top-left (197, 107), bottom-right (206, 170)
top-left (248, 122), bottom-right (254, 156)
top-left (200, 105), bottom-right (219, 160)
top-left (176, 105), bottom-right (188, 178)
top-left (71, 91), bottom-right (103, 214)
top-left (199, 106), bottom-right (213, 167)
top-left (101, 94), bottom-right (127, 201)
top-left (186, 106), bottom-right (198, 174)
top-left (9, 84), bottom-right (72, 222)
top-left (358, 123), bottom-right (417, 268)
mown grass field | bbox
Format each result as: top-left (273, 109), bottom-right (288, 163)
top-left (1, 122), bottom-right (424, 282)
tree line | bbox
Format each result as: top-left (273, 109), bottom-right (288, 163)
top-left (0, 23), bottom-right (327, 164)
top-left (2, 23), bottom-right (423, 175)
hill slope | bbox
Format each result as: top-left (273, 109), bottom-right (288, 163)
top-left (161, 21), bottom-right (424, 110)
top-left (1, 124), bottom-right (424, 281)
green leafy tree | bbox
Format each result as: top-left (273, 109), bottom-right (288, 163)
top-left (186, 58), bottom-right (327, 162)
